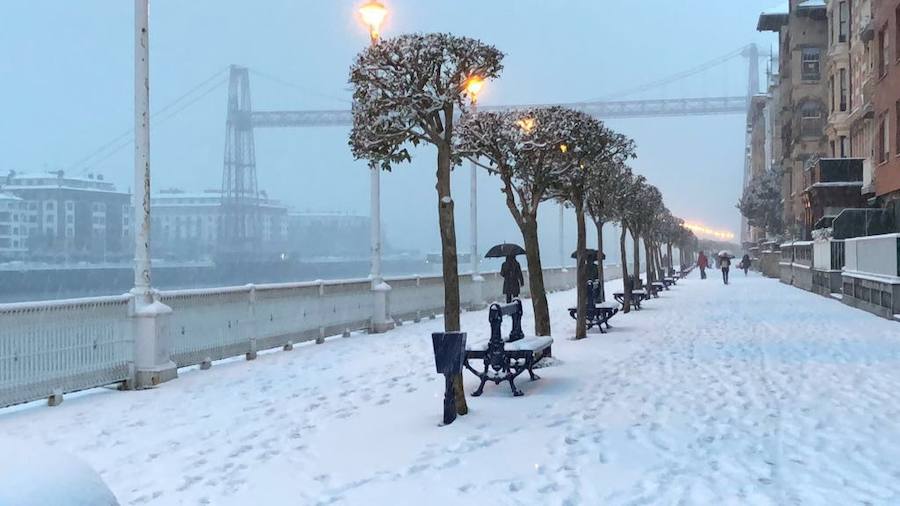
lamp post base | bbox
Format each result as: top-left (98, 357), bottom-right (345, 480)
top-left (468, 274), bottom-right (487, 310)
top-left (131, 295), bottom-right (178, 389)
top-left (370, 280), bottom-right (395, 334)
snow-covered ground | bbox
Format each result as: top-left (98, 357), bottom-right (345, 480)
top-left (2, 272), bottom-right (900, 505)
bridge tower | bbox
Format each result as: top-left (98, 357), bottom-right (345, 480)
top-left (219, 65), bottom-right (260, 259)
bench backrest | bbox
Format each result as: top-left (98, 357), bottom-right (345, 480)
top-left (488, 299), bottom-right (524, 345)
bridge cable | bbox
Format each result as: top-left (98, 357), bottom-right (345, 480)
top-left (69, 66), bottom-right (230, 175)
top-left (248, 68), bottom-right (351, 105)
top-left (592, 45), bottom-right (751, 101)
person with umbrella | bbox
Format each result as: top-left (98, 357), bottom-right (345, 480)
top-left (572, 249), bottom-right (602, 301)
top-left (486, 243), bottom-right (526, 303)
top-left (718, 250), bottom-right (733, 285)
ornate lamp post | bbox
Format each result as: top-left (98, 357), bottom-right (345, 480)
top-left (358, 1), bottom-right (393, 332)
top-left (464, 76), bottom-right (486, 308)
top-left (131, 0), bottom-right (176, 387)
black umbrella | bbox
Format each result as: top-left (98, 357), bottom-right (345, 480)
top-left (571, 249), bottom-right (605, 261)
top-left (485, 243), bottom-right (526, 258)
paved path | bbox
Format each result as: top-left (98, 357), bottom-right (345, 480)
top-left (2, 272), bottom-right (899, 505)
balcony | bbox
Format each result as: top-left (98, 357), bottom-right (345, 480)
top-left (803, 158), bottom-right (866, 235)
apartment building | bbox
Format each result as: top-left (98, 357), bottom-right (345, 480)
top-left (759, 0), bottom-right (831, 238)
top-left (0, 171), bottom-right (130, 261)
top-left (873, 0), bottom-right (900, 202)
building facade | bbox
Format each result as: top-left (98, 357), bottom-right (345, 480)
top-left (0, 171), bottom-right (130, 262)
top-left (873, 0), bottom-right (900, 202)
top-left (760, 0), bottom-right (831, 239)
top-left (0, 192), bottom-right (27, 260)
top-left (150, 189), bottom-right (289, 260)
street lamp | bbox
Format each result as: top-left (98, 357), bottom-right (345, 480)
top-left (358, 1), bottom-right (393, 332)
top-left (465, 75), bottom-right (485, 306)
top-left (359, 1), bottom-right (388, 43)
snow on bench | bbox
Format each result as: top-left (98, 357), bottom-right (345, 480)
top-left (464, 299), bottom-right (552, 397)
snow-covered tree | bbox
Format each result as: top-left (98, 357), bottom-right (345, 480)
top-left (609, 170), bottom-right (646, 313)
top-left (458, 106), bottom-right (587, 337)
top-left (585, 161), bottom-right (630, 303)
top-left (349, 33), bottom-right (504, 415)
top-left (737, 168), bottom-right (783, 237)
top-left (548, 113), bottom-right (635, 338)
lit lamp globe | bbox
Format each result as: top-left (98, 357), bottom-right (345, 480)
top-left (359, 1), bottom-right (388, 42)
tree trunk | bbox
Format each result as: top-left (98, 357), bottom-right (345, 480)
top-left (667, 242), bottom-right (674, 276)
top-left (520, 216), bottom-right (551, 336)
top-left (631, 229), bottom-right (641, 287)
top-left (644, 240), bottom-right (653, 284)
top-left (574, 201), bottom-right (588, 339)
top-left (619, 224), bottom-right (631, 313)
top-left (435, 142), bottom-right (466, 415)
top-left (595, 220), bottom-right (606, 302)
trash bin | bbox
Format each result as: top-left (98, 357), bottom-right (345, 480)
top-left (431, 332), bottom-right (466, 425)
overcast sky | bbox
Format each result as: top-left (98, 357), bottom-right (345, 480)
top-left (0, 0), bottom-right (779, 257)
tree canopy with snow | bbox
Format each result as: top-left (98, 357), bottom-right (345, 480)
top-left (737, 168), bottom-right (784, 237)
top-left (544, 111), bottom-right (635, 338)
top-left (349, 32), bottom-right (504, 416)
top-left (458, 106), bottom-right (589, 336)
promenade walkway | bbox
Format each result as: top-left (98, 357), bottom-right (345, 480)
top-left (2, 272), bottom-right (899, 505)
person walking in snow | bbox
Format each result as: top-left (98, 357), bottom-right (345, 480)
top-left (697, 251), bottom-right (709, 279)
top-left (500, 254), bottom-right (524, 303)
top-left (740, 254), bottom-right (751, 276)
top-left (720, 254), bottom-right (731, 285)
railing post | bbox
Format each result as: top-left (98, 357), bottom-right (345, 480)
top-left (370, 278), bottom-right (394, 334)
top-left (246, 284), bottom-right (258, 360)
top-left (317, 280), bottom-right (327, 344)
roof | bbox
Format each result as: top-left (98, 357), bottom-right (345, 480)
top-left (797, 0), bottom-right (826, 9)
top-left (758, 2), bottom-right (789, 31)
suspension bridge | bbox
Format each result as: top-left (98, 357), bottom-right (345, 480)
top-left (69, 43), bottom-right (764, 254)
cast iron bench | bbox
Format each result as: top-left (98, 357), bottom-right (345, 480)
top-left (464, 299), bottom-right (553, 397)
top-left (613, 288), bottom-right (649, 310)
top-left (568, 280), bottom-right (619, 332)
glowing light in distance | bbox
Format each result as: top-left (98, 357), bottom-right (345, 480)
top-left (683, 222), bottom-right (735, 240)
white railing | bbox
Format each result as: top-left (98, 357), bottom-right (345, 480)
top-left (0, 266), bottom-right (578, 408)
top-left (844, 233), bottom-right (900, 280)
top-left (0, 295), bottom-right (133, 408)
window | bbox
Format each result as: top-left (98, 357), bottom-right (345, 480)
top-left (840, 136), bottom-right (848, 158)
top-left (879, 28), bottom-right (888, 77)
top-left (838, 1), bottom-right (849, 43)
top-left (839, 68), bottom-right (848, 111)
top-left (830, 76), bottom-right (835, 112)
top-left (800, 102), bottom-right (824, 137)
top-left (879, 115), bottom-right (889, 163)
top-left (896, 6), bottom-right (900, 62)
top-left (802, 48), bottom-right (821, 80)
top-left (65, 201), bottom-right (74, 211)
top-left (896, 101), bottom-right (900, 154)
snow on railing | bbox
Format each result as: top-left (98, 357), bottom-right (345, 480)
top-left (0, 267), bottom-right (578, 408)
top-left (0, 294), bottom-right (133, 408)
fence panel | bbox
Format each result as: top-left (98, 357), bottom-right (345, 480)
top-left (0, 295), bottom-right (133, 408)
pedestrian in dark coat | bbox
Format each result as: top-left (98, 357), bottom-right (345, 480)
top-left (740, 254), bottom-right (751, 275)
top-left (500, 255), bottom-right (524, 303)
